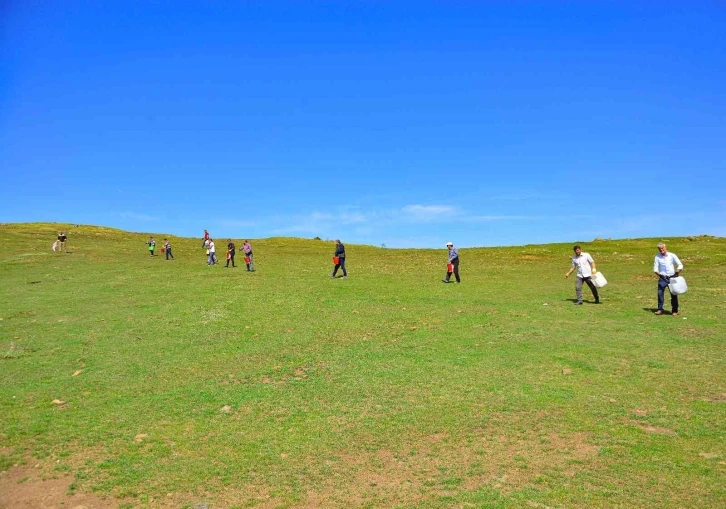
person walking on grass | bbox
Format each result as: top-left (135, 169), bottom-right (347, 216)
top-left (442, 242), bottom-right (460, 283)
top-left (564, 245), bottom-right (600, 305)
top-left (653, 242), bottom-right (684, 316)
top-left (243, 240), bottom-right (255, 271)
top-left (226, 240), bottom-right (236, 268)
top-left (331, 239), bottom-right (347, 278)
top-left (207, 239), bottom-right (217, 265)
top-left (163, 238), bottom-right (174, 260)
top-left (201, 229), bottom-right (210, 248)
top-left (147, 237), bottom-right (156, 256)
top-left (57, 231), bottom-right (67, 252)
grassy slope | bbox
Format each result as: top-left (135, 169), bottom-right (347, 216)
top-left (1, 223), bottom-right (724, 508)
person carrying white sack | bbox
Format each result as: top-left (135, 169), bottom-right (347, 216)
top-left (564, 245), bottom-right (600, 305)
top-left (653, 242), bottom-right (684, 316)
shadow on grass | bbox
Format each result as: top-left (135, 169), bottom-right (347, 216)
top-left (642, 307), bottom-right (678, 315)
top-left (564, 298), bottom-right (600, 304)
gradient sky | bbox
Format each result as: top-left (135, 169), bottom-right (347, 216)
top-left (2, 1), bottom-right (724, 247)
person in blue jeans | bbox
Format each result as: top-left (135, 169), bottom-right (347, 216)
top-left (331, 239), bottom-right (347, 278)
top-left (207, 239), bottom-right (218, 265)
top-left (163, 238), bottom-right (174, 260)
top-left (653, 242), bottom-right (684, 316)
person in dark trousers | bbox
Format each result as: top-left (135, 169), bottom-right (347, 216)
top-left (331, 239), bottom-right (347, 278)
top-left (442, 242), bottom-right (460, 283)
top-left (226, 240), bottom-right (236, 268)
top-left (147, 237), bottom-right (156, 256)
top-left (243, 240), bottom-right (255, 271)
top-left (653, 242), bottom-right (684, 316)
top-left (201, 229), bottom-right (210, 248)
top-left (564, 245), bottom-right (599, 304)
top-left (163, 238), bottom-right (174, 260)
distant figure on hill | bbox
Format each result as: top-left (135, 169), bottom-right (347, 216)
top-left (243, 240), bottom-right (255, 271)
top-left (331, 239), bottom-right (347, 278)
top-left (653, 242), bottom-right (684, 316)
top-left (442, 242), bottom-right (460, 283)
top-left (147, 237), bottom-right (156, 256)
top-left (226, 240), bottom-right (236, 268)
top-left (564, 245), bottom-right (599, 304)
top-left (201, 229), bottom-right (210, 248)
top-left (207, 239), bottom-right (217, 265)
top-left (57, 231), bottom-right (67, 253)
top-left (163, 238), bottom-right (174, 260)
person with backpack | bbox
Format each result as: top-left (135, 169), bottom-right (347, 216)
top-left (653, 242), bottom-right (684, 316)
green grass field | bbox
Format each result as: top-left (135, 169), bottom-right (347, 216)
top-left (1, 223), bottom-right (724, 508)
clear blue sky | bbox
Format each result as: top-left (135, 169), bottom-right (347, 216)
top-left (2, 2), bottom-right (724, 247)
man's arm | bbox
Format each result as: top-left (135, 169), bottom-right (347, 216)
top-left (588, 255), bottom-right (597, 273)
top-left (673, 254), bottom-right (684, 274)
top-left (565, 259), bottom-right (575, 278)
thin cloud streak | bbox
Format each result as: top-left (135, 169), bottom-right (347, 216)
top-left (119, 211), bottom-right (160, 221)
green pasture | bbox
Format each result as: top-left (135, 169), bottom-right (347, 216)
top-left (1, 223), bottom-right (724, 508)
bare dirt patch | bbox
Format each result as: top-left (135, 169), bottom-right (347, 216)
top-left (0, 464), bottom-right (118, 509)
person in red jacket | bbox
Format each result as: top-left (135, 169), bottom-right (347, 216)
top-left (201, 229), bottom-right (210, 248)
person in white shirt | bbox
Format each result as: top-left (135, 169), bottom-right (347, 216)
top-left (207, 239), bottom-right (217, 265)
top-left (653, 242), bottom-right (683, 316)
top-left (564, 245), bottom-right (600, 305)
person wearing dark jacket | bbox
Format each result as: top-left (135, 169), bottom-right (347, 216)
top-left (331, 239), bottom-right (347, 278)
top-left (226, 240), bottom-right (236, 268)
top-left (442, 242), bottom-right (460, 283)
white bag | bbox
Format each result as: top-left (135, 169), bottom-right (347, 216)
top-left (668, 276), bottom-right (688, 295)
top-left (591, 271), bottom-right (607, 288)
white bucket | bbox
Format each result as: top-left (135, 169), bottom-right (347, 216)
top-left (668, 276), bottom-right (688, 295)
top-left (591, 272), bottom-right (607, 288)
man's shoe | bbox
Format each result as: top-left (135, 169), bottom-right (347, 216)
top-left (574, 301), bottom-right (583, 305)
top-left (654, 310), bottom-right (664, 315)
top-left (673, 312), bottom-right (678, 317)
top-left (441, 279), bottom-right (449, 283)
top-left (595, 300), bottom-right (601, 304)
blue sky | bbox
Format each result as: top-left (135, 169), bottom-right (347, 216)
top-left (2, 1), bottom-right (724, 248)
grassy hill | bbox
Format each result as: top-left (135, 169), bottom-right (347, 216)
top-left (1, 223), bottom-right (725, 508)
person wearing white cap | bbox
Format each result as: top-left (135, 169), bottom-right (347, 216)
top-left (442, 242), bottom-right (460, 283)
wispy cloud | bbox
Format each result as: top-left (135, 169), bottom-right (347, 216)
top-left (400, 204), bottom-right (459, 222)
top-left (486, 192), bottom-right (569, 202)
top-left (217, 219), bottom-right (257, 229)
top-left (463, 214), bottom-right (544, 222)
top-left (120, 211), bottom-right (159, 221)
